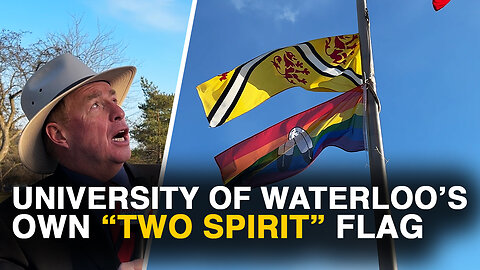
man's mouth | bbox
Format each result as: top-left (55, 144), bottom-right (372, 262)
top-left (112, 130), bottom-right (128, 142)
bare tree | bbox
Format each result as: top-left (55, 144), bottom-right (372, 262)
top-left (32, 17), bottom-right (126, 72)
top-left (0, 30), bottom-right (33, 180)
top-left (0, 17), bottom-right (127, 186)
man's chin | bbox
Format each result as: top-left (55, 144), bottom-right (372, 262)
top-left (111, 150), bottom-right (132, 164)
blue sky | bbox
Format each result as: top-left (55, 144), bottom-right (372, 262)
top-left (1, 0), bottom-right (191, 121)
top-left (158, 0), bottom-right (480, 269)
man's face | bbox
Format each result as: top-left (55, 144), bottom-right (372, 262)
top-left (61, 81), bottom-right (131, 168)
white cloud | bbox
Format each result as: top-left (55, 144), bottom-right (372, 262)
top-left (231, 0), bottom-right (247, 10)
top-left (279, 7), bottom-right (299, 23)
top-left (104, 0), bottom-right (188, 32)
top-left (229, 0), bottom-right (319, 23)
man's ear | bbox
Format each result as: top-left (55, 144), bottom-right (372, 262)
top-left (45, 122), bottom-right (69, 149)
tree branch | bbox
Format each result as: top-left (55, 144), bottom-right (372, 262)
top-left (2, 162), bottom-right (22, 180)
top-left (11, 114), bottom-right (25, 127)
top-left (7, 94), bottom-right (17, 125)
top-left (9, 129), bottom-right (22, 142)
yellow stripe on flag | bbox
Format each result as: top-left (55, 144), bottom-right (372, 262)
top-left (197, 34), bottom-right (362, 127)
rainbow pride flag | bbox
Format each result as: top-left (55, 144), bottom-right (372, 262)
top-left (215, 86), bottom-right (365, 187)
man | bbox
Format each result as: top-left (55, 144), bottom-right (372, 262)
top-left (0, 54), bottom-right (159, 270)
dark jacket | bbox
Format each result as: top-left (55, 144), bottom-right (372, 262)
top-left (0, 163), bottom-right (159, 270)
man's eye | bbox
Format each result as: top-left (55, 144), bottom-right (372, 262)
top-left (92, 103), bottom-right (100, 109)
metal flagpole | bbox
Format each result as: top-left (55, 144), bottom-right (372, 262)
top-left (356, 0), bottom-right (398, 269)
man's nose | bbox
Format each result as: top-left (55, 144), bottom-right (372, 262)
top-left (109, 102), bottom-right (125, 122)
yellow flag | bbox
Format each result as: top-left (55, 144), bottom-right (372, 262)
top-left (197, 34), bottom-right (362, 127)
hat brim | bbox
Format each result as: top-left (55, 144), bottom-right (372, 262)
top-left (19, 66), bottom-right (136, 174)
